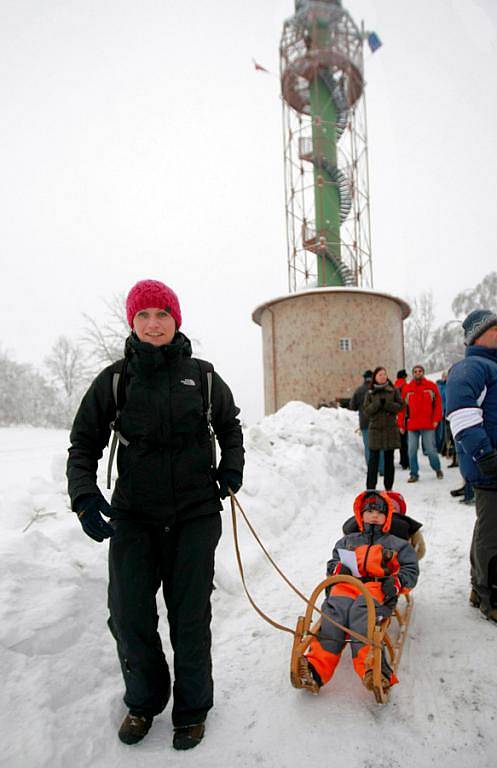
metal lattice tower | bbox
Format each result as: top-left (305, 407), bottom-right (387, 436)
top-left (281, 0), bottom-right (373, 291)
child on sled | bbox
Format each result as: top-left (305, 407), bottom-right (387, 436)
top-left (299, 490), bottom-right (419, 694)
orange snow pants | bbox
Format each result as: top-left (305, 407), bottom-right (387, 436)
top-left (305, 594), bottom-right (395, 685)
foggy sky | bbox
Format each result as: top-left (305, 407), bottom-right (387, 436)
top-left (1, 0), bottom-right (496, 423)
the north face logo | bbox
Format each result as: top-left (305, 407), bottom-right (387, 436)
top-left (180, 378), bottom-right (196, 386)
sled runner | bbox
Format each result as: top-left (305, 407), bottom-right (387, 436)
top-left (290, 573), bottom-right (413, 704)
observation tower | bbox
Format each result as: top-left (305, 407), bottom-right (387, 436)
top-left (281, 0), bottom-right (372, 290)
top-left (253, 0), bottom-right (409, 415)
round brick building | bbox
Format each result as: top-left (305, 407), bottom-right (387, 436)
top-left (252, 287), bottom-right (410, 415)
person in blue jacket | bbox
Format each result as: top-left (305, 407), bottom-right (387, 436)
top-left (446, 310), bottom-right (497, 622)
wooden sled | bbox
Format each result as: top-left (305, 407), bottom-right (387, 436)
top-left (290, 574), bottom-right (413, 704)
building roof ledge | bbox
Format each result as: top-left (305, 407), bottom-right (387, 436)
top-left (252, 286), bottom-right (411, 325)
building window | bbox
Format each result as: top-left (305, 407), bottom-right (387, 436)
top-left (339, 337), bottom-right (352, 351)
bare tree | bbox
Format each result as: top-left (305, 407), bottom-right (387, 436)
top-left (404, 291), bottom-right (436, 370)
top-left (45, 336), bottom-right (88, 398)
top-left (81, 293), bottom-right (129, 370)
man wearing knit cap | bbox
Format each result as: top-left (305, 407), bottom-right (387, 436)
top-left (447, 309), bottom-right (497, 621)
top-left (67, 279), bottom-right (244, 749)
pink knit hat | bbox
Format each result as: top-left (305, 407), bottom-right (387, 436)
top-left (126, 279), bottom-right (182, 329)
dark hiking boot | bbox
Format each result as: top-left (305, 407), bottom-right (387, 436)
top-left (450, 486), bottom-right (465, 497)
top-left (436, 470), bottom-right (444, 479)
top-left (459, 497), bottom-right (475, 506)
top-left (297, 656), bottom-right (322, 695)
top-left (479, 603), bottom-right (497, 623)
top-left (469, 589), bottom-right (481, 608)
top-left (173, 722), bottom-right (206, 750)
top-left (407, 475), bottom-right (418, 483)
top-left (118, 713), bottom-right (153, 745)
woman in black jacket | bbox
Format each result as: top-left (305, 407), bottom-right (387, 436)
top-left (363, 366), bottom-right (403, 491)
top-left (67, 279), bottom-right (244, 751)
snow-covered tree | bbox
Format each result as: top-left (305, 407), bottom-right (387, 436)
top-left (424, 321), bottom-right (465, 372)
top-left (405, 272), bottom-right (497, 374)
top-left (451, 271), bottom-right (497, 317)
top-left (0, 348), bottom-right (65, 427)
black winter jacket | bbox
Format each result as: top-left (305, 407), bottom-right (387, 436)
top-left (349, 382), bottom-right (371, 430)
top-left (67, 332), bottom-right (244, 524)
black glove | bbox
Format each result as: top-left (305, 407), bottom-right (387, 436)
top-left (477, 450), bottom-right (497, 479)
top-left (73, 494), bottom-right (114, 543)
top-left (381, 575), bottom-right (400, 606)
top-left (217, 470), bottom-right (242, 499)
top-left (381, 548), bottom-right (395, 572)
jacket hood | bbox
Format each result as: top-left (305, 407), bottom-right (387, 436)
top-left (353, 490), bottom-right (395, 533)
top-left (386, 490), bottom-right (407, 516)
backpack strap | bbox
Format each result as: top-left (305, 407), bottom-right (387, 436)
top-left (107, 360), bottom-right (130, 490)
top-left (196, 359), bottom-right (217, 470)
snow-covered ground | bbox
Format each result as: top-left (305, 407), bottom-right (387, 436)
top-left (1, 405), bottom-right (496, 768)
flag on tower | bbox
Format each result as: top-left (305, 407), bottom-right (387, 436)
top-left (367, 32), bottom-right (382, 52)
top-left (253, 58), bottom-right (270, 73)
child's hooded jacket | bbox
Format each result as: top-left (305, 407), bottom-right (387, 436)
top-left (327, 491), bottom-right (419, 604)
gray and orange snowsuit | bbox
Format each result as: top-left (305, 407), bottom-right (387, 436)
top-left (305, 492), bottom-right (419, 686)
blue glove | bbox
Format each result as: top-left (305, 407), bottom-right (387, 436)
top-left (217, 470), bottom-right (242, 499)
top-left (73, 494), bottom-right (114, 542)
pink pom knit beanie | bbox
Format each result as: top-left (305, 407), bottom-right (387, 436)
top-left (126, 279), bottom-right (182, 329)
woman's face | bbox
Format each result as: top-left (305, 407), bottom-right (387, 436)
top-left (133, 307), bottom-right (176, 346)
top-left (375, 368), bottom-right (388, 385)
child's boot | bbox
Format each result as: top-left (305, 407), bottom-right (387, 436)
top-left (362, 669), bottom-right (391, 693)
top-left (297, 656), bottom-right (322, 694)
top-left (305, 640), bottom-right (341, 687)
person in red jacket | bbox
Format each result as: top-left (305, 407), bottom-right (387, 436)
top-left (394, 369), bottom-right (409, 470)
top-left (399, 364), bottom-right (443, 483)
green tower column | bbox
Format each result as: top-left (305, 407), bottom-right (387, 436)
top-left (309, 76), bottom-right (342, 286)
top-left (307, 12), bottom-right (343, 286)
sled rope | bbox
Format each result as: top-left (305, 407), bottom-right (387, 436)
top-left (229, 491), bottom-right (376, 647)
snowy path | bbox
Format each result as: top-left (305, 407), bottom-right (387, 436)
top-left (1, 409), bottom-right (496, 768)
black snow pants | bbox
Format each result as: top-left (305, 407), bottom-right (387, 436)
top-left (399, 431), bottom-right (409, 469)
top-left (367, 449), bottom-right (394, 491)
top-left (107, 511), bottom-right (222, 727)
top-left (471, 488), bottom-right (497, 611)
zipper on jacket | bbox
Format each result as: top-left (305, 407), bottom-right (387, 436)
top-left (362, 527), bottom-right (374, 576)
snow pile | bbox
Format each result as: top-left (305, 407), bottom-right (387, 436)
top-left (1, 407), bottom-right (496, 768)
top-left (215, 402), bottom-right (363, 593)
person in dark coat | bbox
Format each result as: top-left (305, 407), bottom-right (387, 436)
top-left (363, 367), bottom-right (404, 491)
top-left (349, 370), bottom-right (384, 475)
top-left (67, 279), bottom-right (244, 750)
